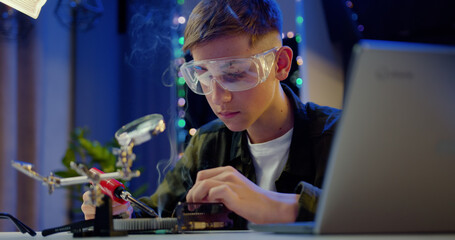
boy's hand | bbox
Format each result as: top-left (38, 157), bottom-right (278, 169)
top-left (185, 166), bottom-right (300, 224)
top-left (81, 191), bottom-right (133, 220)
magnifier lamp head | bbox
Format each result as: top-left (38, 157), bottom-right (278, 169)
top-left (115, 114), bottom-right (165, 147)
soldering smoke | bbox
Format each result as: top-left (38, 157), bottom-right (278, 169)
top-left (126, 1), bottom-right (194, 216)
top-left (126, 3), bottom-right (172, 67)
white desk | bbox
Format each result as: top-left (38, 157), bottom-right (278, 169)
top-left (1, 231), bottom-right (455, 239)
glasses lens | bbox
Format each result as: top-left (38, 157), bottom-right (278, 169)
top-left (215, 58), bottom-right (260, 91)
top-left (181, 59), bottom-right (260, 95)
top-left (180, 48), bottom-right (277, 95)
top-left (181, 62), bottom-right (205, 94)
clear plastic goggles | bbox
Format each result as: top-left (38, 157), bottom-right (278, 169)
top-left (180, 47), bottom-right (279, 95)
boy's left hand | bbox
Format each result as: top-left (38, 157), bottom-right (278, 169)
top-left (186, 166), bottom-right (299, 224)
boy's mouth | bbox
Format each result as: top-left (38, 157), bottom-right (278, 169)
top-left (218, 111), bottom-right (240, 119)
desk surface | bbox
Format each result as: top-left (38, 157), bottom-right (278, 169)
top-left (1, 231), bottom-right (455, 239)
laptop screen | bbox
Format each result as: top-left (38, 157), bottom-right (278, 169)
top-left (316, 39), bottom-right (455, 234)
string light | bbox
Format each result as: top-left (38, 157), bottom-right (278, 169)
top-left (189, 128), bottom-right (197, 136)
top-left (344, 0), bottom-right (365, 33)
top-left (295, 78), bottom-right (303, 88)
top-left (178, 89), bottom-right (185, 98)
top-left (286, 31), bottom-right (295, 38)
top-left (178, 110), bottom-right (185, 118)
top-left (177, 98), bottom-right (186, 107)
top-left (357, 24), bottom-right (364, 32)
top-left (351, 13), bottom-right (358, 21)
top-left (177, 119), bottom-right (186, 128)
top-left (178, 37), bottom-right (184, 45)
top-left (177, 16), bottom-right (186, 24)
top-left (295, 34), bottom-right (302, 43)
top-left (172, 2), bottom-right (188, 155)
top-left (296, 56), bottom-right (303, 65)
top-left (177, 76), bottom-right (185, 85)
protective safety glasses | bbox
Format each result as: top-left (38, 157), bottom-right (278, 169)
top-left (180, 47), bottom-right (279, 95)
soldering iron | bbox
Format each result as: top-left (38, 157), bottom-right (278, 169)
top-left (90, 168), bottom-right (159, 218)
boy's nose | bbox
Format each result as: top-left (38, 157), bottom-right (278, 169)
top-left (210, 79), bottom-right (232, 104)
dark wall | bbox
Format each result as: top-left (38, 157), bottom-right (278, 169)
top-left (321, 0), bottom-right (455, 80)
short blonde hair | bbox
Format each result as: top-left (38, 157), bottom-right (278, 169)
top-left (182, 0), bottom-right (283, 52)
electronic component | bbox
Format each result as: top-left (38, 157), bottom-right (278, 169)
top-left (175, 202), bottom-right (234, 231)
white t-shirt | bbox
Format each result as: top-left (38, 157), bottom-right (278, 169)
top-left (247, 128), bottom-right (294, 191)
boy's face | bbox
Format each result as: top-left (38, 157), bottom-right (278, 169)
top-left (191, 34), bottom-right (281, 132)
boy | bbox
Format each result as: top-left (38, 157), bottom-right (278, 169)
top-left (82, 0), bottom-right (340, 226)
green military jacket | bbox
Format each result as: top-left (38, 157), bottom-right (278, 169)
top-left (138, 84), bottom-right (341, 226)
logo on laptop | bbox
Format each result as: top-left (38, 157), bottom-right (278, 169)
top-left (375, 67), bottom-right (414, 81)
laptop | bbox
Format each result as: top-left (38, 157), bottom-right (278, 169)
top-left (249, 39), bottom-right (455, 234)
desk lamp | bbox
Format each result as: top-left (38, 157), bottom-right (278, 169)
top-left (0, 0), bottom-right (47, 19)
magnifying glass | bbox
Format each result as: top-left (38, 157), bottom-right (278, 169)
top-left (115, 114), bottom-right (166, 147)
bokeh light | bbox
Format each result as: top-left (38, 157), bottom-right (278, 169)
top-left (296, 56), bottom-right (303, 65)
top-left (287, 31), bottom-right (295, 38)
top-left (178, 98), bottom-right (186, 107)
top-left (177, 77), bottom-right (185, 85)
top-left (177, 119), bottom-right (186, 128)
top-left (178, 16), bottom-right (186, 24)
top-left (189, 128), bottom-right (197, 136)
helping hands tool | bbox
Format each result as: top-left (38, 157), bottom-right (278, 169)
top-left (11, 113), bottom-right (165, 198)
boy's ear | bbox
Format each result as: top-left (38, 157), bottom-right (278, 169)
top-left (275, 46), bottom-right (293, 81)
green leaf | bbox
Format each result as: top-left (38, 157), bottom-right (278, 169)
top-left (78, 138), bottom-right (117, 172)
top-left (62, 148), bottom-right (76, 168)
top-left (54, 170), bottom-right (79, 178)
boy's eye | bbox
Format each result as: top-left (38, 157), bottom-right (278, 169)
top-left (222, 72), bottom-right (247, 82)
top-left (193, 65), bottom-right (207, 75)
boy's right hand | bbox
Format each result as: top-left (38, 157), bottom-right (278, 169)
top-left (81, 191), bottom-right (133, 220)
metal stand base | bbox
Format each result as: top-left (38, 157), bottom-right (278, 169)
top-left (74, 195), bottom-right (127, 237)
